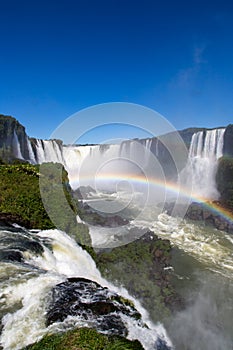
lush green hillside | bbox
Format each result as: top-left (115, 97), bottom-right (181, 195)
top-left (0, 162), bottom-right (90, 245)
top-left (95, 233), bottom-right (180, 322)
top-left (23, 328), bottom-right (143, 350)
top-left (0, 163), bottom-right (52, 228)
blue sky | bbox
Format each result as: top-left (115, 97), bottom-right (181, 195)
top-left (0, 0), bottom-right (233, 143)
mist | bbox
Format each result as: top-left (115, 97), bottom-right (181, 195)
top-left (167, 272), bottom-right (233, 350)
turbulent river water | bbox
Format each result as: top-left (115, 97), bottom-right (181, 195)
top-left (0, 222), bottom-right (172, 350)
top-left (0, 192), bottom-right (233, 350)
top-left (84, 192), bottom-right (233, 350)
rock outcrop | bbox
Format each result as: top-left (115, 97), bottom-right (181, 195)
top-left (96, 230), bottom-right (183, 322)
top-left (0, 114), bottom-right (30, 162)
top-left (185, 202), bottom-right (233, 233)
top-left (46, 277), bottom-right (141, 336)
top-left (223, 124), bottom-right (233, 157)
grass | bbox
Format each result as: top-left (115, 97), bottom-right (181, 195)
top-left (24, 328), bottom-right (144, 350)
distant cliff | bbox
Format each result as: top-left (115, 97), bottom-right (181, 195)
top-left (0, 114), bottom-right (66, 164)
top-left (0, 114), bottom-right (30, 162)
top-left (223, 124), bottom-right (233, 157)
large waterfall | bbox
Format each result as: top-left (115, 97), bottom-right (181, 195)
top-left (181, 128), bottom-right (225, 199)
top-left (12, 127), bottom-right (226, 199)
top-left (2, 122), bottom-right (233, 350)
top-left (26, 139), bottom-right (159, 191)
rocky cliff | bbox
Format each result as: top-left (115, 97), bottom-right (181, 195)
top-left (0, 114), bottom-right (30, 162)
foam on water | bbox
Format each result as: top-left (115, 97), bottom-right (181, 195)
top-left (133, 211), bottom-right (233, 279)
top-left (1, 274), bottom-right (63, 350)
top-left (0, 228), bottom-right (172, 350)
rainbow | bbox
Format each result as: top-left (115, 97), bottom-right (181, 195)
top-left (70, 171), bottom-right (233, 225)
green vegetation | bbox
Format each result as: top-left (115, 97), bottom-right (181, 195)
top-left (216, 156), bottom-right (233, 208)
top-left (0, 163), bottom-right (52, 228)
top-left (39, 162), bottom-right (90, 245)
top-left (23, 328), bottom-right (143, 350)
top-left (0, 162), bottom-right (90, 245)
top-left (95, 235), bottom-right (176, 322)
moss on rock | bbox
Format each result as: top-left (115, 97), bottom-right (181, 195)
top-left (0, 163), bottom-right (90, 245)
top-left (95, 232), bottom-right (180, 322)
top-left (23, 327), bottom-right (144, 350)
top-left (0, 163), bottom-right (52, 229)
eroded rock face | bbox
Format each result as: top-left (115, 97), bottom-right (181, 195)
top-left (186, 202), bottom-right (233, 233)
top-left (223, 124), bottom-right (233, 157)
top-left (46, 277), bottom-right (141, 337)
top-left (0, 115), bottom-right (30, 162)
top-left (46, 277), bottom-right (173, 349)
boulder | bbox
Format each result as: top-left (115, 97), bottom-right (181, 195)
top-left (46, 277), bottom-right (141, 337)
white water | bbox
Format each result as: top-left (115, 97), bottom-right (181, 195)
top-left (1, 213), bottom-right (232, 349)
top-left (3, 127), bottom-right (233, 350)
top-left (181, 128), bottom-right (225, 199)
top-left (83, 189), bottom-right (233, 279)
top-left (133, 211), bottom-right (233, 279)
top-left (26, 138), bottom-right (36, 163)
top-left (11, 128), bottom-right (226, 202)
top-left (21, 138), bottom-right (156, 191)
top-left (12, 131), bottom-right (24, 160)
top-left (0, 229), bottom-right (172, 350)
top-left (34, 140), bottom-right (64, 164)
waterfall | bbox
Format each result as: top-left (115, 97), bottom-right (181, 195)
top-left (25, 128), bottom-right (225, 200)
top-left (0, 227), bottom-right (172, 350)
top-left (33, 139), bottom-right (64, 164)
top-left (181, 128), bottom-right (225, 199)
top-left (26, 138), bottom-right (36, 163)
top-left (62, 141), bottom-right (150, 190)
top-left (12, 130), bottom-right (24, 159)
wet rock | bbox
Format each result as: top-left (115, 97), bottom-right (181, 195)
top-left (73, 185), bottom-right (96, 199)
top-left (46, 277), bottom-right (141, 337)
top-left (80, 205), bottom-right (129, 227)
top-left (185, 202), bottom-right (233, 234)
top-left (0, 249), bottom-right (24, 262)
top-left (0, 213), bottom-right (30, 229)
top-left (156, 338), bottom-right (172, 350)
top-left (202, 209), bottom-right (212, 220)
top-left (1, 231), bottom-right (44, 256)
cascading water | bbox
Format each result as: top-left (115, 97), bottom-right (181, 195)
top-left (33, 139), bottom-right (64, 164)
top-left (181, 128), bottom-right (225, 200)
top-left (12, 126), bottom-right (227, 201)
top-left (1, 125), bottom-right (233, 350)
top-left (62, 140), bottom-right (155, 191)
top-left (26, 138), bottom-right (36, 163)
top-left (12, 131), bottom-right (24, 160)
top-left (0, 225), bottom-right (172, 350)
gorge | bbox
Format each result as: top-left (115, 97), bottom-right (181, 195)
top-left (0, 115), bottom-right (233, 350)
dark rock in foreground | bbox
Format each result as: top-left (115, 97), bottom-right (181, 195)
top-left (46, 277), bottom-right (141, 337)
top-left (0, 212), bottom-right (31, 228)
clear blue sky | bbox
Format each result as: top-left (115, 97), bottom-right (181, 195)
top-left (0, 0), bottom-right (233, 142)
